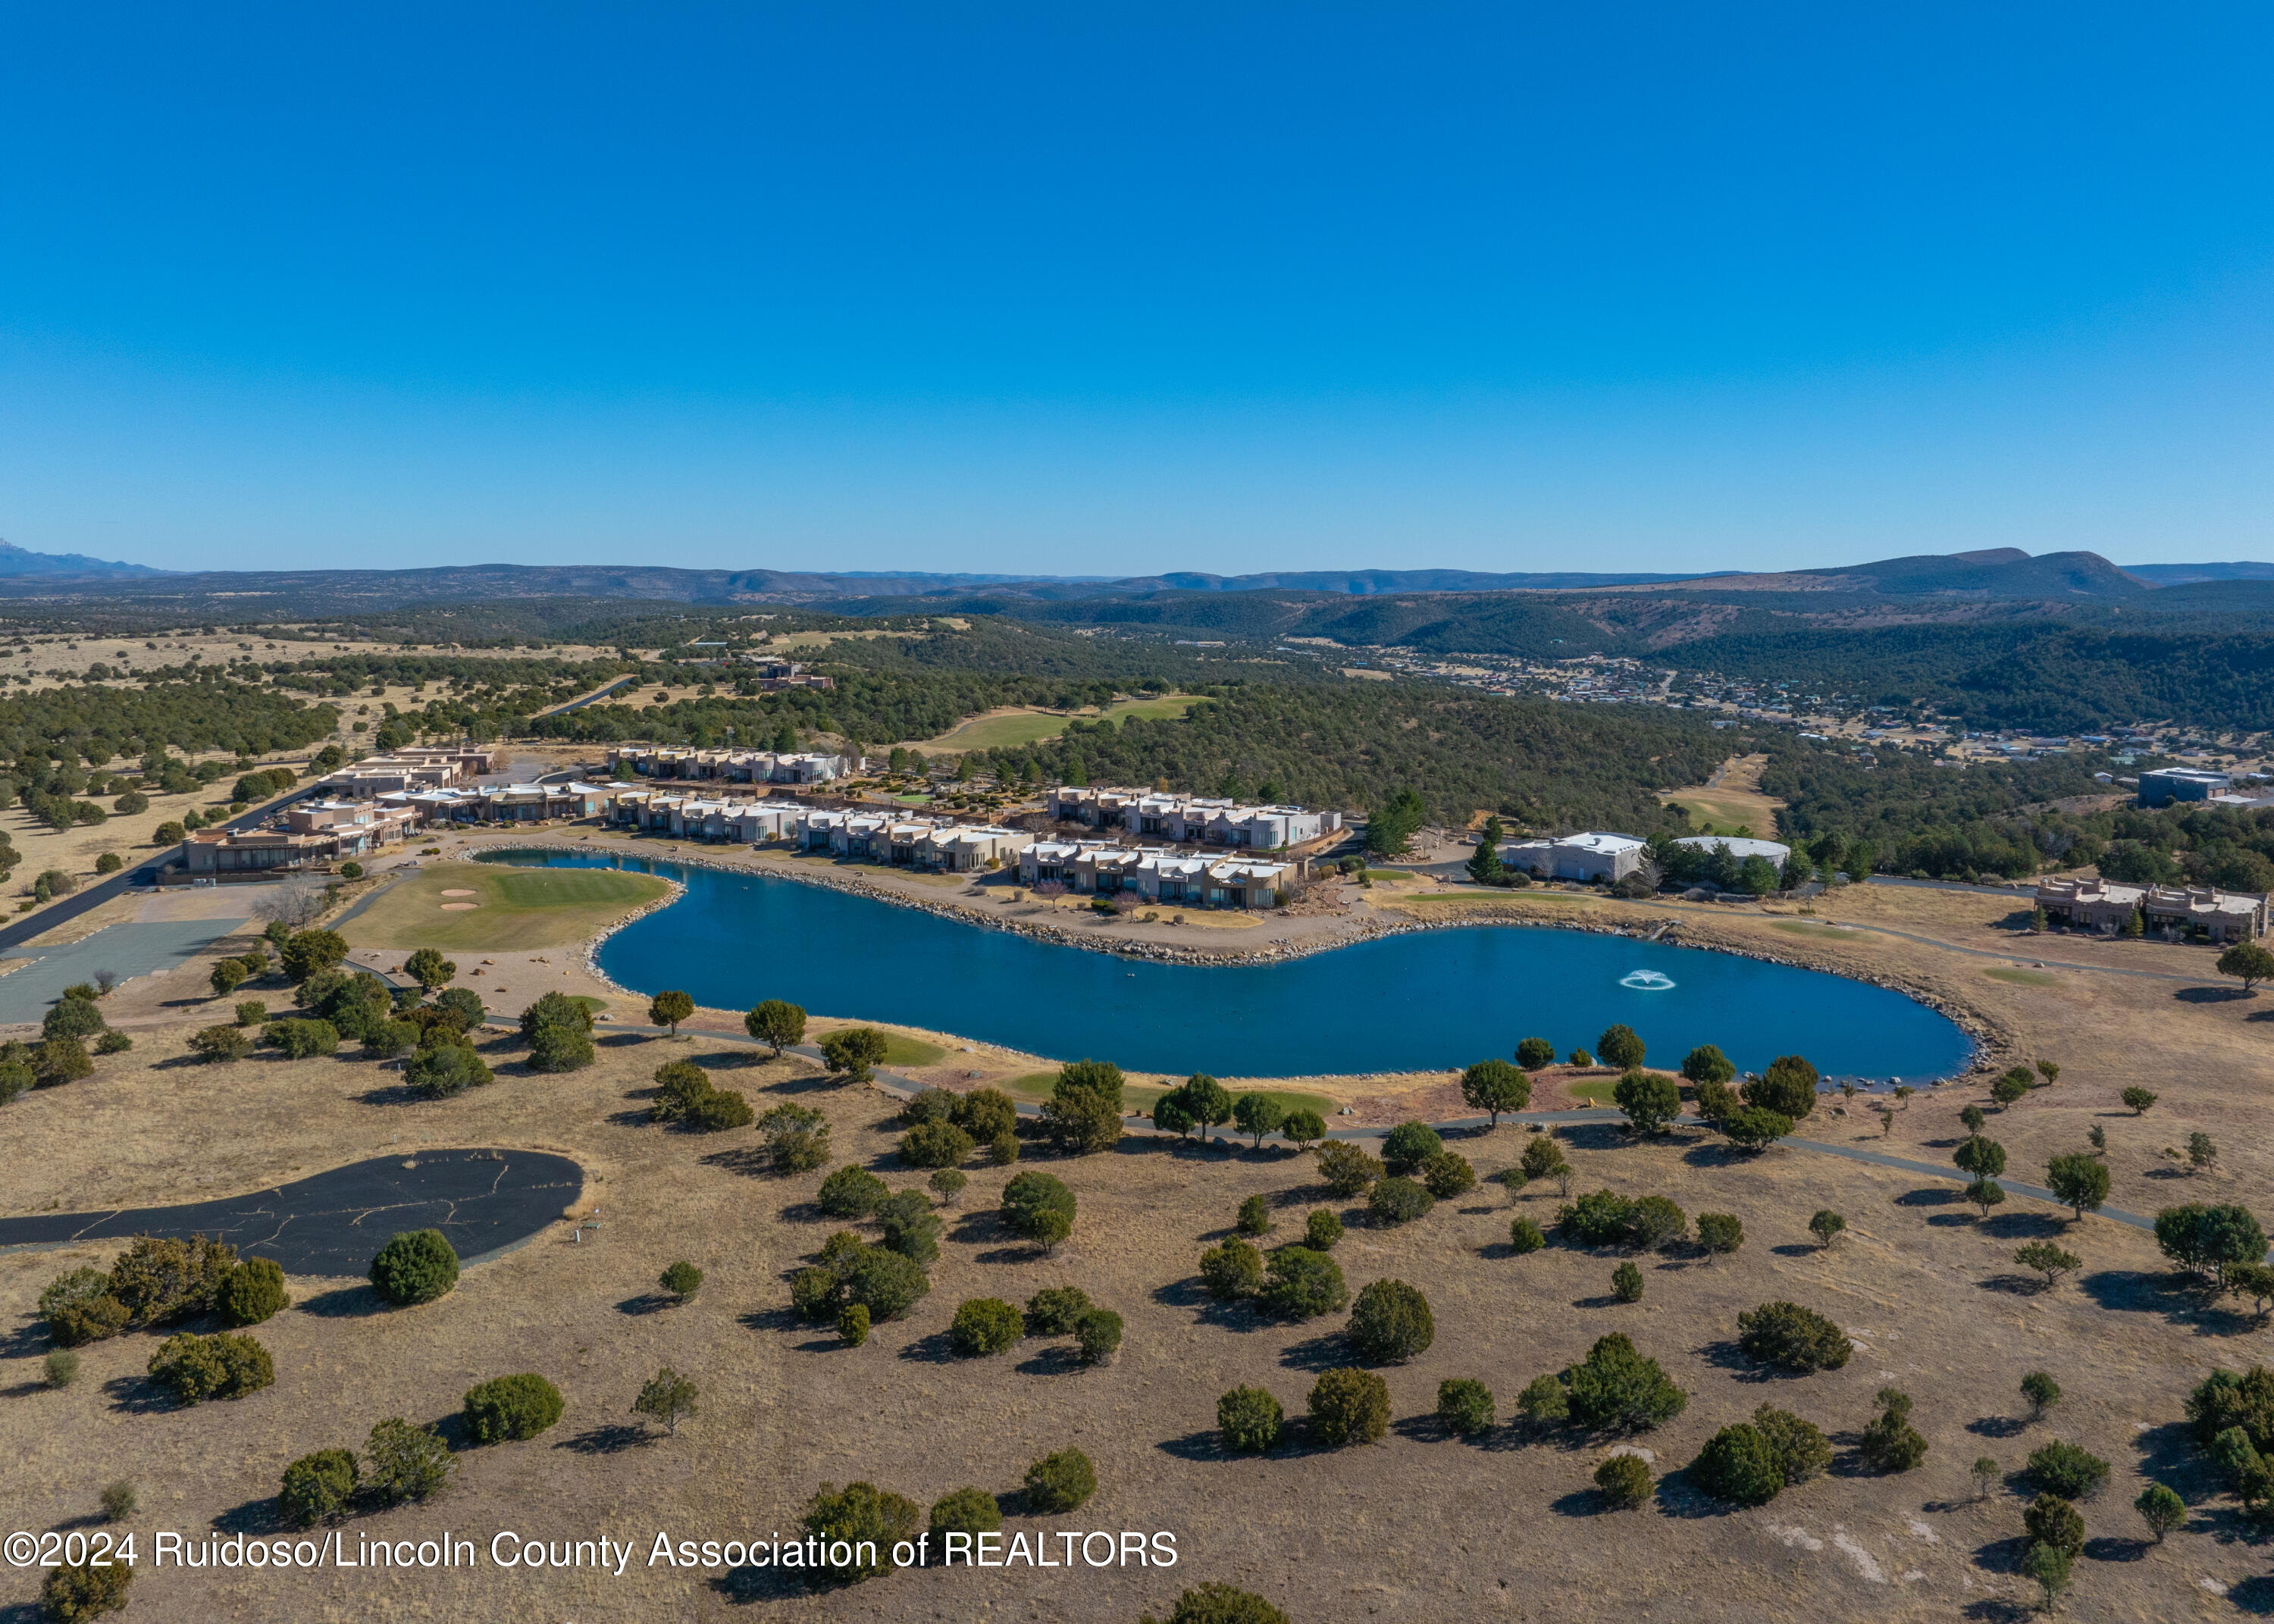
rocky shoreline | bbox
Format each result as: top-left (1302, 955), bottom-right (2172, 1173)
top-left (467, 835), bottom-right (2002, 1080)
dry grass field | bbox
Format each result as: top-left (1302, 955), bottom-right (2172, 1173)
top-left (1658, 753), bottom-right (1785, 837)
top-left (5, 872), bottom-right (2274, 1620)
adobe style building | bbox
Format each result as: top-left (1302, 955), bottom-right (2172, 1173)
top-left (2034, 875), bottom-right (2268, 943)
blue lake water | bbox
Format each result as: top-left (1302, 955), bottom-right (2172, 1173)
top-left (487, 851), bottom-right (1975, 1082)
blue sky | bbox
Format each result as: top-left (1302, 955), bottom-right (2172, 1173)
top-left (3, 4), bottom-right (2270, 575)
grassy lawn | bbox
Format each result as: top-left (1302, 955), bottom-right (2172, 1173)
top-left (922, 695), bottom-right (1198, 752)
top-left (882, 1034), bottom-right (949, 1068)
top-left (338, 862), bottom-right (672, 951)
top-left (1564, 1075), bottom-right (1621, 1103)
top-left (1985, 966), bottom-right (2062, 987)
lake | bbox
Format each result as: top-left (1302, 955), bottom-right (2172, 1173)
top-left (485, 851), bottom-right (1975, 1083)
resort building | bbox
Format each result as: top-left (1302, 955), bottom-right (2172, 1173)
top-left (1016, 839), bottom-right (1295, 908)
top-left (316, 746), bottom-right (499, 799)
top-left (605, 746), bottom-right (850, 784)
top-left (2034, 875), bottom-right (2269, 943)
top-left (1501, 831), bottom-right (1649, 884)
top-left (1668, 834), bottom-right (1790, 865)
top-left (1044, 786), bottom-right (1339, 850)
top-left (2138, 768), bottom-right (2232, 807)
top-left (381, 781), bottom-right (613, 826)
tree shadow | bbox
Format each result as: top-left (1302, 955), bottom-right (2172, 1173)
top-left (1649, 1463), bottom-right (1738, 1519)
top-left (352, 1082), bottom-right (426, 1107)
top-left (2078, 1270), bottom-right (2255, 1335)
top-left (2082, 1535), bottom-right (2151, 1563)
top-left (1015, 1345), bottom-right (1086, 1378)
top-left (1971, 1533), bottom-right (2034, 1576)
top-left (208, 1497), bottom-right (288, 1535)
top-left (2134, 1420), bottom-right (2219, 1501)
top-left (1926, 1213), bottom-right (1978, 1228)
top-left (1694, 1339), bottom-right (1787, 1383)
top-left (1277, 1333), bottom-right (1352, 1373)
top-left (1978, 1274), bottom-right (2046, 1297)
top-left (554, 1423), bottom-right (656, 1456)
top-left (1959, 1601), bottom-right (2033, 1623)
top-left (949, 1211), bottom-right (1009, 1246)
top-left (1967, 1414), bottom-right (2027, 1438)
top-left (697, 1146), bottom-right (775, 1179)
top-left (1893, 1185), bottom-right (1965, 1207)
top-left (297, 1285), bottom-right (390, 1319)
top-left (616, 1294), bottom-right (675, 1316)
top-left (2230, 1575), bottom-right (2274, 1615)
top-left (604, 1107), bottom-right (656, 1128)
top-left (739, 1306), bottom-right (803, 1335)
top-left (896, 1331), bottom-right (961, 1365)
top-left (1571, 1294), bottom-right (1627, 1310)
top-left (102, 1374), bottom-right (172, 1416)
top-left (711, 1564), bottom-right (808, 1604)
top-left (1981, 1212), bottom-right (2065, 1241)
top-left (1155, 1428), bottom-right (1230, 1463)
top-left (1769, 1244), bottom-right (1819, 1258)
top-left (2175, 985), bottom-right (2251, 1003)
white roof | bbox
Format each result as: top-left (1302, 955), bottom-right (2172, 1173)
top-left (1671, 836), bottom-right (1791, 861)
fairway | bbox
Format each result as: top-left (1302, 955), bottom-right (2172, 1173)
top-left (340, 862), bottom-right (672, 951)
top-left (920, 694), bottom-right (1197, 752)
top-left (1658, 751), bottom-right (1786, 837)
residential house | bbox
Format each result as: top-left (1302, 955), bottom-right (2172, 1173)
top-left (1502, 831), bottom-right (1648, 884)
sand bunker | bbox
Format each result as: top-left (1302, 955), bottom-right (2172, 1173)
top-left (440, 902), bottom-right (479, 911)
top-left (440, 888), bottom-right (477, 896)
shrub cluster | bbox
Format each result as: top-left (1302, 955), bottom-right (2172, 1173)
top-left (368, 1229), bottom-right (460, 1307)
top-left (1001, 1170), bottom-right (1076, 1252)
top-left (1347, 1279), bottom-right (1433, 1363)
top-left (1736, 1301), bottom-right (1852, 1373)
top-left (463, 1374), bottom-right (565, 1444)
top-left (757, 1103), bottom-right (831, 1170)
top-left (791, 1233), bottom-right (930, 1324)
top-left (148, 1331), bottom-right (274, 1404)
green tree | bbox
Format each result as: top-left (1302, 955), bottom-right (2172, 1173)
top-left (1024, 1448), bottom-right (1096, 1513)
top-left (1514, 1036), bottom-right (1556, 1071)
top-left (1612, 1261), bottom-right (1644, 1303)
top-left (1218, 1385), bottom-right (1285, 1452)
top-left (2027, 1439), bottom-right (2110, 1501)
top-left (2154, 1202), bottom-right (2267, 1284)
top-left (1436, 1378), bottom-right (1495, 1436)
top-left (403, 947), bottom-right (456, 992)
top-left (369, 1229), bottom-right (459, 1306)
top-left (1348, 1278), bottom-right (1434, 1363)
top-left (1596, 1024), bottom-right (1646, 1071)
top-left (1144, 1583), bottom-right (1291, 1624)
top-left (647, 989), bottom-right (695, 1036)
top-left (757, 1102), bottom-right (832, 1171)
top-left (1737, 1301), bottom-right (1851, 1372)
top-left (1565, 1332), bottom-right (1688, 1430)
top-left (1859, 1388), bottom-right (1928, 1472)
top-left (632, 1367), bottom-right (699, 1435)
top-left (1743, 1053), bottom-right (1819, 1120)
top-left (1381, 1120), bottom-right (1443, 1178)
top-left (1809, 1209), bottom-right (1846, 1249)
top-left (1752, 1403), bottom-right (1832, 1485)
top-left (1466, 816), bottom-right (1505, 883)
top-left (1954, 1134), bottom-right (2008, 1182)
top-left (280, 1449), bottom-right (359, 1529)
top-left (2019, 1541), bottom-right (2072, 1610)
top-left (462, 1374), bottom-right (565, 1444)
top-left (659, 1261), bottom-right (703, 1301)
top-left (2121, 1085), bottom-right (2157, 1115)
top-left (1460, 1058), bottom-right (1530, 1125)
top-left (1200, 1238), bottom-right (1265, 1300)
top-left (744, 998), bottom-right (807, 1053)
top-left (1180, 1073), bottom-right (1234, 1141)
top-left (279, 929), bottom-right (348, 982)
top-left (928, 1485), bottom-right (1001, 1538)
top-left (1368, 1176), bottom-right (1433, 1225)
top-left (1001, 1170), bottom-right (1076, 1247)
top-left (800, 1481), bottom-right (916, 1582)
top-left (362, 1416), bottom-right (456, 1504)
top-left (1614, 1069), bottom-right (1680, 1134)
top-left (39, 1560), bottom-right (131, 1622)
top-left (819, 1025), bottom-right (890, 1082)
top-left (1681, 1044), bottom-right (1736, 1085)
top-left (1696, 1422), bottom-right (1784, 1505)
top-left (1595, 1453), bottom-right (1653, 1509)
top-left (2025, 1491), bottom-right (2086, 1557)
top-left (2135, 1482), bottom-right (2187, 1542)
top-left (1364, 787), bottom-right (1426, 856)
top-left (2015, 1241), bottom-right (2082, 1290)
top-left (209, 958), bottom-right (249, 998)
top-left (2219, 941), bottom-right (2274, 993)
top-left (1697, 1212), bottom-right (1744, 1259)
top-left (1235, 1194), bottom-right (1272, 1235)
top-left (1261, 1247), bottom-right (1348, 1319)
top-left (217, 1258), bottom-right (289, 1327)
top-left (1280, 1107), bottom-right (1326, 1149)
top-left (2021, 1371), bottom-right (2062, 1422)
top-left (1233, 1091), bottom-right (1287, 1148)
top-left (1307, 1366), bottom-right (1391, 1445)
top-left (951, 1297), bottom-right (1028, 1356)
top-left (1509, 1216), bottom-right (1546, 1253)
top-left (2045, 1152), bottom-right (2110, 1219)
top-left (1305, 1207), bottom-right (1344, 1250)
top-left (1317, 1140), bottom-right (1383, 1196)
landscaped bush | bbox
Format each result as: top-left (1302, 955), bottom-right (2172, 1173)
top-left (1200, 1238), bottom-right (1265, 1300)
top-left (39, 1558), bottom-right (130, 1622)
top-left (1024, 1447), bottom-right (1097, 1513)
top-left (1509, 1217), bottom-right (1546, 1253)
top-left (1305, 1208), bottom-right (1343, 1250)
top-left (901, 1118), bottom-right (976, 1169)
top-left (756, 1103), bottom-right (832, 1171)
top-left (1000, 1170), bottom-right (1076, 1249)
top-left (951, 1297), bottom-right (1027, 1356)
top-left (1262, 1247), bottom-right (1348, 1319)
top-left (1316, 1141), bottom-right (1383, 1196)
top-left (406, 1037), bottom-right (492, 1097)
top-left (1696, 1422), bottom-right (1784, 1505)
top-left (1737, 1301), bottom-right (1852, 1372)
top-left (1559, 1189), bottom-right (1635, 1247)
top-left (1025, 1287), bottom-right (1093, 1337)
top-left (800, 1482), bottom-right (919, 1583)
top-left (1380, 1121), bottom-right (1443, 1178)
top-left (817, 1164), bottom-right (888, 1219)
top-left (1308, 1367), bottom-right (1391, 1446)
top-left (463, 1373), bottom-right (565, 1444)
top-left (1752, 1404), bottom-right (1832, 1485)
top-left (1219, 1385), bottom-right (1286, 1452)
top-left (928, 1486), bottom-right (1001, 1538)
top-left (1565, 1333), bottom-right (1687, 1431)
top-left (218, 1258), bottom-right (290, 1326)
top-left (2027, 1439), bottom-right (2110, 1500)
top-left (107, 1234), bottom-right (235, 1325)
top-left (1859, 1388), bottom-right (1929, 1472)
top-left (363, 1416), bottom-right (457, 1504)
top-left (279, 929), bottom-right (349, 984)
top-left (368, 1229), bottom-right (459, 1306)
top-left (1075, 1307), bottom-right (1123, 1365)
top-left (187, 1023), bottom-right (252, 1064)
top-left (1348, 1278), bottom-right (1434, 1363)
top-left (1368, 1176), bottom-right (1433, 1225)
top-left (262, 1017), bottom-right (340, 1059)
top-left (1420, 1150), bottom-right (1476, 1199)
top-left (659, 1261), bottom-right (703, 1301)
top-left (1236, 1194), bottom-right (1273, 1235)
top-left (1696, 1212), bottom-right (1744, 1259)
top-left (1436, 1378), bottom-right (1495, 1436)
top-left (953, 1087), bottom-right (1019, 1142)
top-left (651, 1059), bottom-right (714, 1122)
top-left (1595, 1453), bottom-right (1653, 1509)
top-left (280, 1449), bottom-right (360, 1529)
top-left (147, 1331), bottom-right (274, 1404)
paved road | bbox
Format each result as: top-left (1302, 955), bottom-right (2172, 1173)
top-left (533, 674), bottom-right (635, 719)
top-left (0, 1149), bottom-right (584, 1273)
top-left (0, 782), bottom-right (318, 956)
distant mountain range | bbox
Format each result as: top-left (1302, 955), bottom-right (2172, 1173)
top-left (0, 540), bottom-right (2262, 612)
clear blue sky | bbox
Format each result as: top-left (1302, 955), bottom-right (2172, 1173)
top-left (3, 5), bottom-right (2270, 575)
